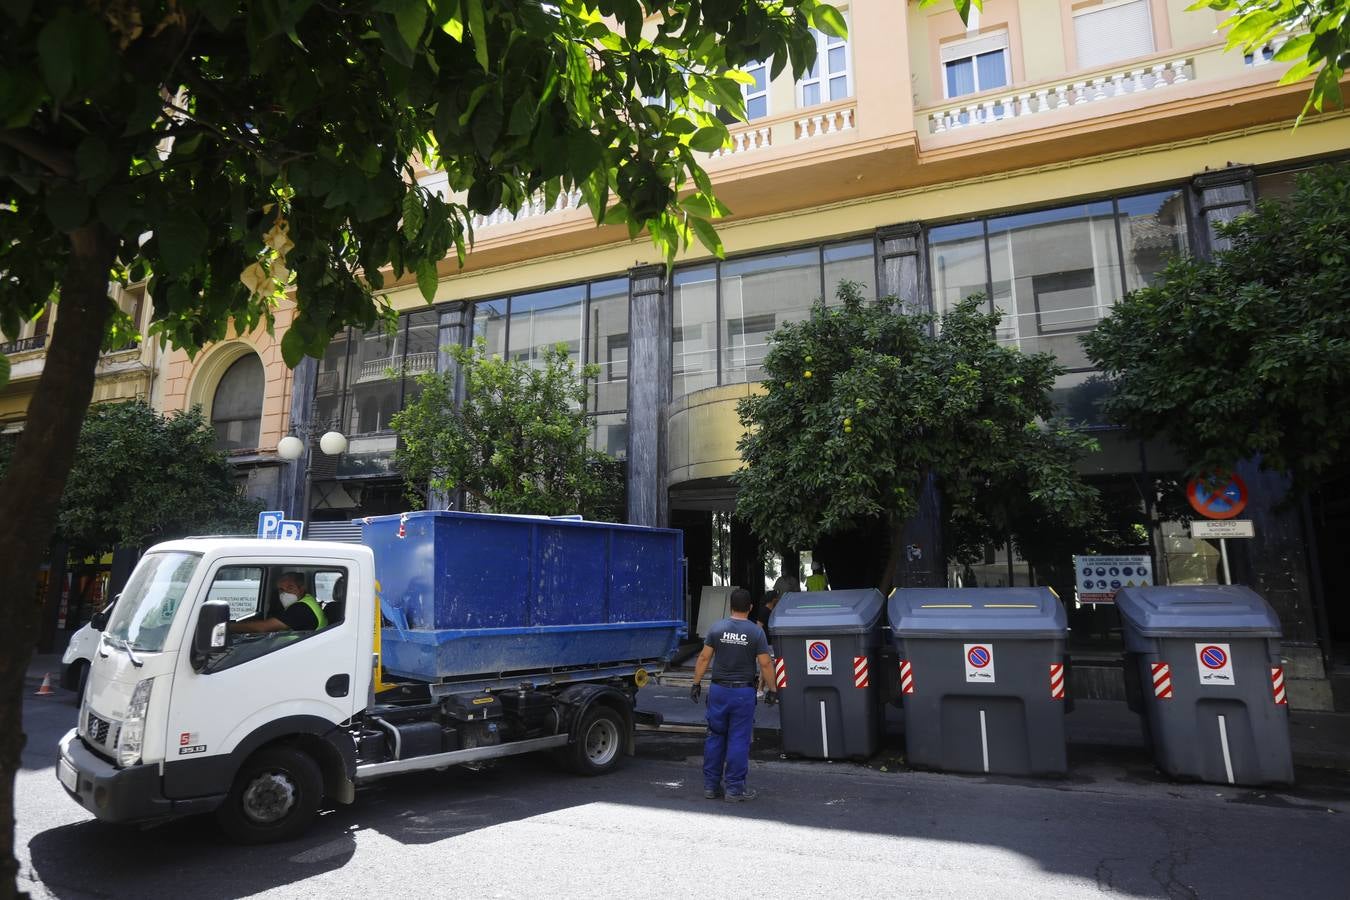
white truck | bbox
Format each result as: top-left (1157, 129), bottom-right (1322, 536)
top-left (58, 511), bottom-right (686, 842)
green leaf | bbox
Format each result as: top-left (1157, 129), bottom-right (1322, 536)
top-left (690, 216), bottom-right (723, 257)
top-left (810, 4), bottom-right (849, 39)
top-left (36, 10), bottom-right (77, 102)
top-left (402, 191), bottom-right (425, 240)
top-left (280, 325), bottom-right (308, 368)
top-left (689, 126), bottom-right (727, 152)
top-left (45, 182), bottom-right (89, 230)
top-left (441, 15), bottom-right (464, 40)
top-left (415, 257), bottom-right (438, 301)
top-left (465, 0), bottom-right (489, 70)
top-left (75, 136), bottom-right (110, 183)
top-left (157, 208), bottom-right (209, 274)
top-left (1272, 32), bottom-right (1313, 63)
top-left (394, 0), bottom-right (428, 52)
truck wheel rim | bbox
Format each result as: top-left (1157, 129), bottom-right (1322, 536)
top-left (241, 771), bottom-right (297, 824)
top-left (584, 718), bottom-right (619, 766)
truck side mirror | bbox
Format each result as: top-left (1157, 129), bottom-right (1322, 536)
top-left (90, 594), bottom-right (120, 631)
top-left (191, 600), bottom-right (232, 672)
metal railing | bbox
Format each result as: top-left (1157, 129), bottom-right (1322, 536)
top-left (0, 335), bottom-right (46, 354)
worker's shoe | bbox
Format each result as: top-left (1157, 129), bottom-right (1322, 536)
top-left (704, 786), bottom-right (724, 799)
top-left (724, 788), bottom-right (758, 802)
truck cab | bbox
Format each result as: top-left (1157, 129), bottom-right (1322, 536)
top-left (58, 539), bottom-right (374, 840)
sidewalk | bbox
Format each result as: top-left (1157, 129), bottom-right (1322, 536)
top-left (647, 665), bottom-right (1350, 772)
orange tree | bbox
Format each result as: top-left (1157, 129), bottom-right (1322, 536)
top-left (0, 1), bottom-right (840, 892)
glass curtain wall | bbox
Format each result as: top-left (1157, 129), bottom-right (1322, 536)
top-left (927, 187), bottom-right (1190, 422)
top-left (467, 276), bottom-right (630, 458)
top-left (319, 311), bottom-right (447, 439)
top-left (672, 238), bottom-right (877, 399)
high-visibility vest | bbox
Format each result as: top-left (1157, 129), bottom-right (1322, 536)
top-left (805, 574), bottom-right (828, 591)
top-left (295, 594), bottom-right (328, 629)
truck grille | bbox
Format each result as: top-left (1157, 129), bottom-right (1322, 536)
top-left (86, 712), bottom-right (112, 747)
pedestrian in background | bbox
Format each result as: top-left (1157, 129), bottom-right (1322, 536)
top-left (690, 587), bottom-right (777, 801)
top-left (805, 560), bottom-right (829, 591)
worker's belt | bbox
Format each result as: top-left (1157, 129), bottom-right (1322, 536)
top-left (712, 679), bottom-right (755, 688)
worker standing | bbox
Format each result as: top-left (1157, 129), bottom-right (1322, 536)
top-left (805, 560), bottom-right (829, 591)
top-left (690, 587), bottom-right (777, 801)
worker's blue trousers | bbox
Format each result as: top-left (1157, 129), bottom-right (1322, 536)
top-left (703, 684), bottom-right (756, 795)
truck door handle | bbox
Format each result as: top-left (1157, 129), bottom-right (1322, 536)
top-left (326, 674), bottom-right (350, 697)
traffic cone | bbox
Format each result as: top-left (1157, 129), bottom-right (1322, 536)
top-left (35, 673), bottom-right (54, 696)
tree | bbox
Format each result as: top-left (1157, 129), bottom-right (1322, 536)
top-left (393, 340), bottom-right (620, 517)
top-left (1082, 163), bottom-right (1350, 493)
top-left (734, 282), bottom-right (1101, 593)
top-left (0, 3), bottom-right (834, 892)
top-left (52, 401), bottom-right (263, 557)
top-left (923, 0), bottom-right (1347, 119)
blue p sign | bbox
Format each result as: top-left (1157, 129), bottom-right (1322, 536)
top-left (257, 511), bottom-right (285, 539)
top-left (277, 520), bottom-right (305, 540)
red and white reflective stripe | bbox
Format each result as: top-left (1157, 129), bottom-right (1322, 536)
top-left (853, 656), bottom-right (870, 688)
top-left (1049, 663), bottom-right (1065, 700)
top-left (774, 657), bottom-right (787, 689)
top-left (1151, 662), bottom-right (1174, 699)
top-left (1271, 666), bottom-right (1287, 705)
top-left (899, 659), bottom-right (914, 694)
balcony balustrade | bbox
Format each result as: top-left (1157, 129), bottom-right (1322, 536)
top-left (0, 335), bottom-right (46, 354)
top-left (927, 58), bottom-right (1194, 135)
top-left (356, 350), bottom-right (438, 382)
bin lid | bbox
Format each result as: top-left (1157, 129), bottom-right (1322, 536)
top-left (1115, 585), bottom-right (1282, 638)
top-left (769, 589), bottom-right (885, 635)
top-left (889, 588), bottom-right (1066, 638)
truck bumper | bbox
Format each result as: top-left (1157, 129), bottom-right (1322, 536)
top-left (57, 729), bottom-right (224, 825)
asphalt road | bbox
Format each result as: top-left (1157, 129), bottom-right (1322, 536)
top-left (14, 687), bottom-right (1350, 899)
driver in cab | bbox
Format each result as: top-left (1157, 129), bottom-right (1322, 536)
top-left (229, 571), bottom-right (327, 634)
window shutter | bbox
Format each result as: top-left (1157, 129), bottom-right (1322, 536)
top-left (1074, 0), bottom-right (1154, 69)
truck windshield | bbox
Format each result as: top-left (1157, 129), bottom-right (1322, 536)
top-left (105, 552), bottom-right (202, 652)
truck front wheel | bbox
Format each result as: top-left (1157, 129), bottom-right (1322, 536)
top-left (217, 745), bottom-right (323, 843)
top-left (568, 705), bottom-right (626, 776)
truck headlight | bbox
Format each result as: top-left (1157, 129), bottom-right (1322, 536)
top-left (116, 678), bottom-right (153, 768)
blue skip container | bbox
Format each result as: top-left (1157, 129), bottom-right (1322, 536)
top-left (363, 511), bottom-right (686, 683)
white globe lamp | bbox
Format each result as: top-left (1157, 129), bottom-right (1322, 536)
top-left (319, 430), bottom-right (349, 456)
top-left (276, 434), bottom-right (304, 461)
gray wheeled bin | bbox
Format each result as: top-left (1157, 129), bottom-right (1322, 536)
top-left (770, 589), bottom-right (885, 760)
top-left (1115, 585), bottom-right (1293, 786)
top-left (889, 588), bottom-right (1068, 776)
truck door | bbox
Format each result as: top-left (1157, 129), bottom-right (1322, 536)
top-left (162, 557), bottom-right (359, 797)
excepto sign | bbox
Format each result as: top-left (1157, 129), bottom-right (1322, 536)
top-left (806, 639), bottom-right (833, 675)
top-left (1073, 554), bottom-right (1153, 604)
top-left (1191, 519), bottom-right (1255, 539)
top-left (1195, 642), bottom-right (1235, 686)
top-left (1186, 473), bottom-right (1249, 520)
top-left (257, 510), bottom-right (305, 541)
top-left (964, 643), bottom-right (996, 683)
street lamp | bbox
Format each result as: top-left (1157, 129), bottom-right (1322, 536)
top-left (276, 416), bottom-right (348, 460)
top-left (276, 410), bottom-right (348, 523)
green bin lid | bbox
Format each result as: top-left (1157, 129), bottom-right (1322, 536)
top-left (1115, 585), bottom-right (1281, 638)
top-left (768, 589), bottom-right (885, 636)
top-left (889, 587), bottom-right (1067, 639)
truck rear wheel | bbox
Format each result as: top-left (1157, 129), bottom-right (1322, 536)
top-left (216, 745), bottom-right (322, 843)
top-left (568, 705), bottom-right (626, 776)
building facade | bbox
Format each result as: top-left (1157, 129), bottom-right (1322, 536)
top-left (108, 0), bottom-right (1349, 704)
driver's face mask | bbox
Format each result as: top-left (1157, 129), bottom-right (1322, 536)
top-left (279, 589), bottom-right (299, 609)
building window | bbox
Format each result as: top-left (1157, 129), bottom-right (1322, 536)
top-left (799, 26), bottom-right (851, 107)
top-left (467, 277), bottom-right (631, 458)
top-left (927, 187), bottom-right (1190, 422)
top-left (211, 353), bottom-right (264, 451)
top-left (1073, 0), bottom-right (1155, 70)
top-left (672, 238), bottom-right (876, 398)
top-left (941, 31), bottom-right (1010, 99)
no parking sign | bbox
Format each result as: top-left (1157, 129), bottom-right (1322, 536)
top-left (806, 639), bottom-right (832, 675)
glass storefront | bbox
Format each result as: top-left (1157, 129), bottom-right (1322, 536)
top-left (928, 187), bottom-right (1189, 423)
top-left (672, 238), bottom-right (877, 398)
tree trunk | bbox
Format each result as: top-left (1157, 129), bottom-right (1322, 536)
top-left (880, 512), bottom-right (905, 597)
top-left (0, 223), bottom-right (115, 900)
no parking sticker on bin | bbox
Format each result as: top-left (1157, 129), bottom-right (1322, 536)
top-left (1195, 642), bottom-right (1235, 686)
top-left (964, 643), bottom-right (996, 683)
top-left (806, 639), bottom-right (833, 675)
